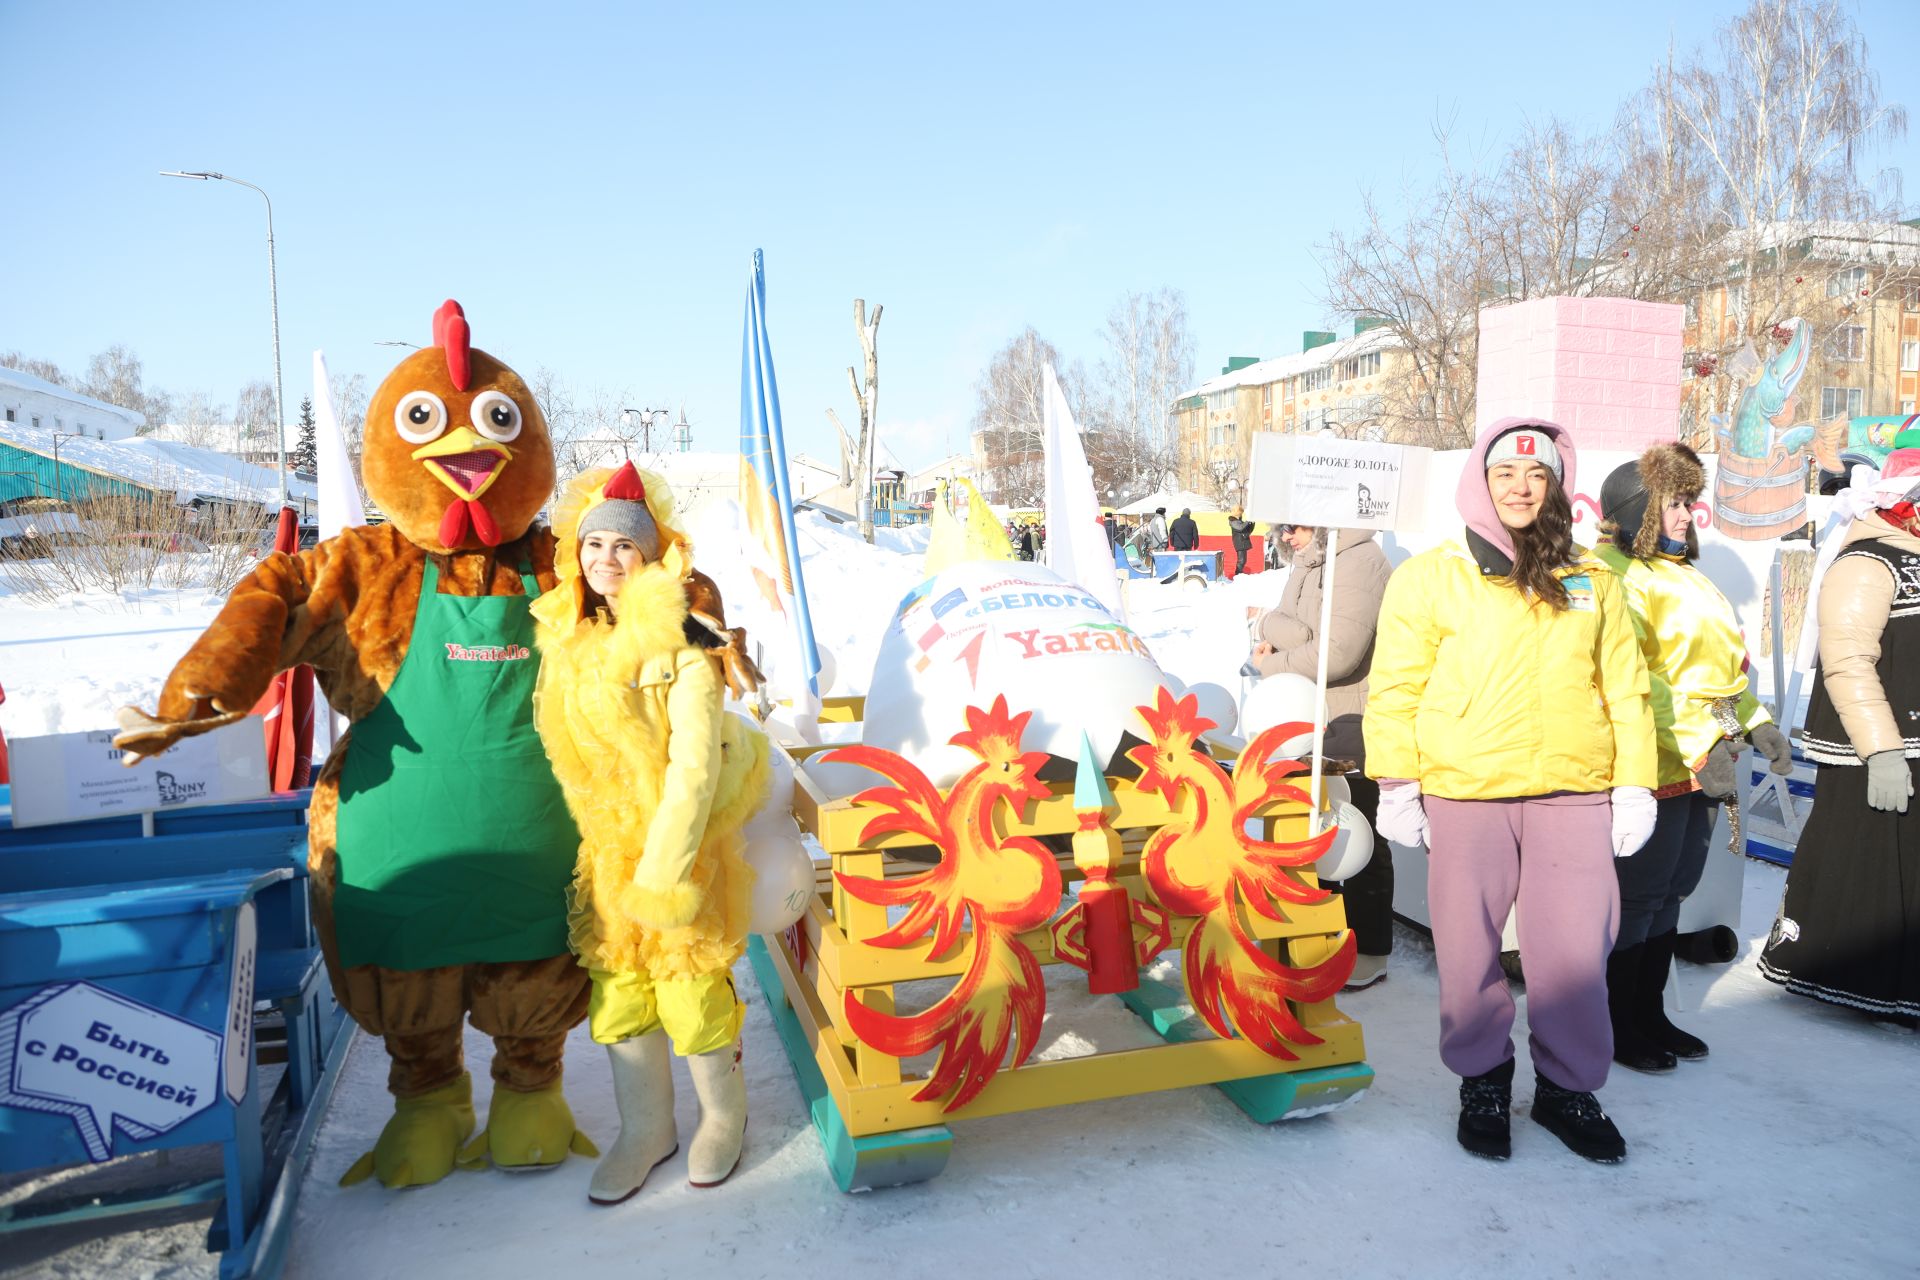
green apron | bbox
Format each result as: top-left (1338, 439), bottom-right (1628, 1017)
top-left (333, 555), bottom-right (579, 970)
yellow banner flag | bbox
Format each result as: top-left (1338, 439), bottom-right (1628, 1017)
top-left (925, 478), bottom-right (1014, 575)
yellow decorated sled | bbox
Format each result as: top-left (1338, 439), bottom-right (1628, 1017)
top-left (748, 687), bottom-right (1372, 1192)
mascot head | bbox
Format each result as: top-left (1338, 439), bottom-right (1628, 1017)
top-left (363, 300), bottom-right (555, 553)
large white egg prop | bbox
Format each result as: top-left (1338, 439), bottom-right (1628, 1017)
top-left (862, 562), bottom-right (1170, 786)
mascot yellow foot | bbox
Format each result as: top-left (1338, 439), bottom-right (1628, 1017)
top-left (339, 1073), bottom-right (476, 1189)
top-left (458, 1082), bottom-right (598, 1172)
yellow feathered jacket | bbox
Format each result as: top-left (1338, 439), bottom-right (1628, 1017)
top-left (530, 468), bottom-right (770, 980)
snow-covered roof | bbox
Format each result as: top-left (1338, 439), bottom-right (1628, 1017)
top-left (1178, 326), bottom-right (1399, 400)
top-left (0, 366), bottom-right (147, 429)
top-left (144, 421), bottom-right (300, 452)
top-left (0, 418), bottom-right (315, 506)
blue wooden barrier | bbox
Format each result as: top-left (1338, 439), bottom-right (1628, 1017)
top-left (0, 788), bottom-right (349, 1279)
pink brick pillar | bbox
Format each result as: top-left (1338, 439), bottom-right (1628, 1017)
top-left (1476, 297), bottom-right (1685, 453)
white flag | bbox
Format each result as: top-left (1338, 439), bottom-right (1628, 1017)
top-left (313, 351), bottom-right (365, 537)
top-left (310, 351), bottom-right (365, 758)
top-left (1041, 363), bottom-right (1125, 620)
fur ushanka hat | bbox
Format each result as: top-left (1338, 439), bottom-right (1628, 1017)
top-left (1600, 443), bottom-right (1707, 561)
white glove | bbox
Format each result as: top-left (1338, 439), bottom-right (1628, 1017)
top-left (1375, 780), bottom-right (1430, 848)
top-left (1865, 750), bottom-right (1913, 814)
top-left (1610, 786), bottom-right (1657, 858)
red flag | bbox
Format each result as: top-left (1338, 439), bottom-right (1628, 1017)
top-left (249, 507), bottom-right (314, 791)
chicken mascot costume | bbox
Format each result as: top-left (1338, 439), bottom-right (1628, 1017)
top-left (113, 301), bottom-right (759, 1190)
top-left (530, 461), bottom-right (770, 1202)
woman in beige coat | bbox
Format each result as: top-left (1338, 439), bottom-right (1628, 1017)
top-left (1760, 467), bottom-right (1920, 1022)
top-left (1251, 524), bottom-right (1395, 987)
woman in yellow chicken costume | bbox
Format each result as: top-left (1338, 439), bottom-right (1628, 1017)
top-left (530, 461), bottom-right (770, 1203)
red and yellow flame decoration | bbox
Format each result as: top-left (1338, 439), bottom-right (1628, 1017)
top-left (1129, 687), bottom-right (1357, 1058)
top-left (825, 697), bottom-right (1062, 1111)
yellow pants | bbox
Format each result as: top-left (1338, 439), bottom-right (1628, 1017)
top-left (587, 967), bottom-right (743, 1056)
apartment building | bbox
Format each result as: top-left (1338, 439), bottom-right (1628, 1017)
top-left (1676, 220), bottom-right (1920, 443)
top-left (1170, 321), bottom-right (1408, 499)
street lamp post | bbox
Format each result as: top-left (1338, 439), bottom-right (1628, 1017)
top-left (161, 170), bottom-right (289, 508)
top-left (622, 407), bottom-right (671, 455)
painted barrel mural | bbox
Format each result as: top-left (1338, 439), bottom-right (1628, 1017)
top-left (1712, 448), bottom-right (1810, 540)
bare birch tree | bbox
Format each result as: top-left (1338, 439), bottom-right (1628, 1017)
top-left (171, 390), bottom-right (228, 449)
top-left (1658, 0), bottom-right (1911, 339)
top-left (327, 369), bottom-right (368, 460)
top-left (236, 379), bottom-right (276, 454)
top-left (1317, 149), bottom-right (1490, 449)
top-left (972, 328), bottom-right (1075, 509)
top-left (1090, 288), bottom-right (1193, 497)
top-left (838, 300), bottom-right (882, 543)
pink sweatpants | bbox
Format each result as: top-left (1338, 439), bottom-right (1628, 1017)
top-left (1425, 792), bottom-right (1620, 1092)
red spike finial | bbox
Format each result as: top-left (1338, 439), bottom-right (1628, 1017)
top-left (432, 299), bottom-right (471, 391)
top-left (602, 461), bottom-right (647, 502)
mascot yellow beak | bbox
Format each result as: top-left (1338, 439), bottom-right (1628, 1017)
top-left (413, 426), bottom-right (515, 503)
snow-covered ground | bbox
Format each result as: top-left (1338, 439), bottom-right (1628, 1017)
top-left (3, 518), bottom-right (1916, 1279)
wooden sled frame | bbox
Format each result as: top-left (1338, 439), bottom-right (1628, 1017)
top-left (752, 695), bottom-right (1373, 1192)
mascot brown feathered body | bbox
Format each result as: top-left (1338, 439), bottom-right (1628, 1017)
top-left (116, 301), bottom-right (757, 1189)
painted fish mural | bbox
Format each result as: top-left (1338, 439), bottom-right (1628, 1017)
top-left (1713, 317), bottom-right (1818, 540)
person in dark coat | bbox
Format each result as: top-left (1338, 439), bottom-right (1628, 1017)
top-left (1228, 510), bottom-right (1256, 575)
top-left (1102, 512), bottom-right (1119, 549)
top-left (1168, 508), bottom-right (1200, 551)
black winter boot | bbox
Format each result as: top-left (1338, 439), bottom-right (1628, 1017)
top-left (1639, 931), bottom-right (1708, 1060)
top-left (1606, 943), bottom-right (1676, 1073)
top-left (1532, 1076), bottom-right (1627, 1163)
top-left (1456, 1058), bottom-right (1514, 1160)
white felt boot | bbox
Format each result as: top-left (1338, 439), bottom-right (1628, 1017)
top-left (587, 1031), bottom-right (677, 1205)
top-left (686, 1038), bottom-right (746, 1187)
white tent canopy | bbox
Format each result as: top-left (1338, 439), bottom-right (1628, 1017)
top-left (1116, 490), bottom-right (1221, 516)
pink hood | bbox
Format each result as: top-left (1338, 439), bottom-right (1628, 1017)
top-left (1456, 416), bottom-right (1579, 560)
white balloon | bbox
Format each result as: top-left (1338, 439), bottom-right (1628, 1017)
top-left (813, 646), bottom-right (837, 697)
top-left (1186, 682), bottom-right (1238, 736)
top-left (1320, 773), bottom-right (1352, 810)
top-left (1316, 800), bottom-right (1375, 882)
top-left (1159, 670), bottom-right (1189, 696)
top-left (744, 833), bottom-right (816, 934)
top-left (1241, 672), bottom-right (1319, 757)
top-left (760, 745), bottom-right (796, 822)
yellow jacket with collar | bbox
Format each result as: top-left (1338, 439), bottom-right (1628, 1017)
top-left (530, 467), bottom-right (769, 981)
top-left (1363, 539), bottom-right (1656, 799)
top-left (1592, 542), bottom-right (1768, 791)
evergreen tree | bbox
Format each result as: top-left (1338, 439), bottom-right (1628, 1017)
top-left (294, 396), bottom-right (318, 474)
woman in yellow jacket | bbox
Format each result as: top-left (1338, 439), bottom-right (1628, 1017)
top-left (1595, 444), bottom-right (1793, 1073)
top-left (1365, 419), bottom-right (1656, 1165)
top-left (530, 462), bottom-right (769, 1204)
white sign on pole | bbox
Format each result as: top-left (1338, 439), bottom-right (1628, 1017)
top-left (222, 902), bottom-right (258, 1106)
top-left (7, 717), bottom-right (271, 828)
top-left (1245, 434), bottom-right (1429, 532)
top-left (0, 982), bottom-right (221, 1161)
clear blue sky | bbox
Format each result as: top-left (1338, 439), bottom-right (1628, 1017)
top-left (4, 0), bottom-right (1915, 469)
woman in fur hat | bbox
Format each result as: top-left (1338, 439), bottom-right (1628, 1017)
top-left (530, 462), bottom-right (770, 1203)
top-left (1596, 444), bottom-right (1793, 1072)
